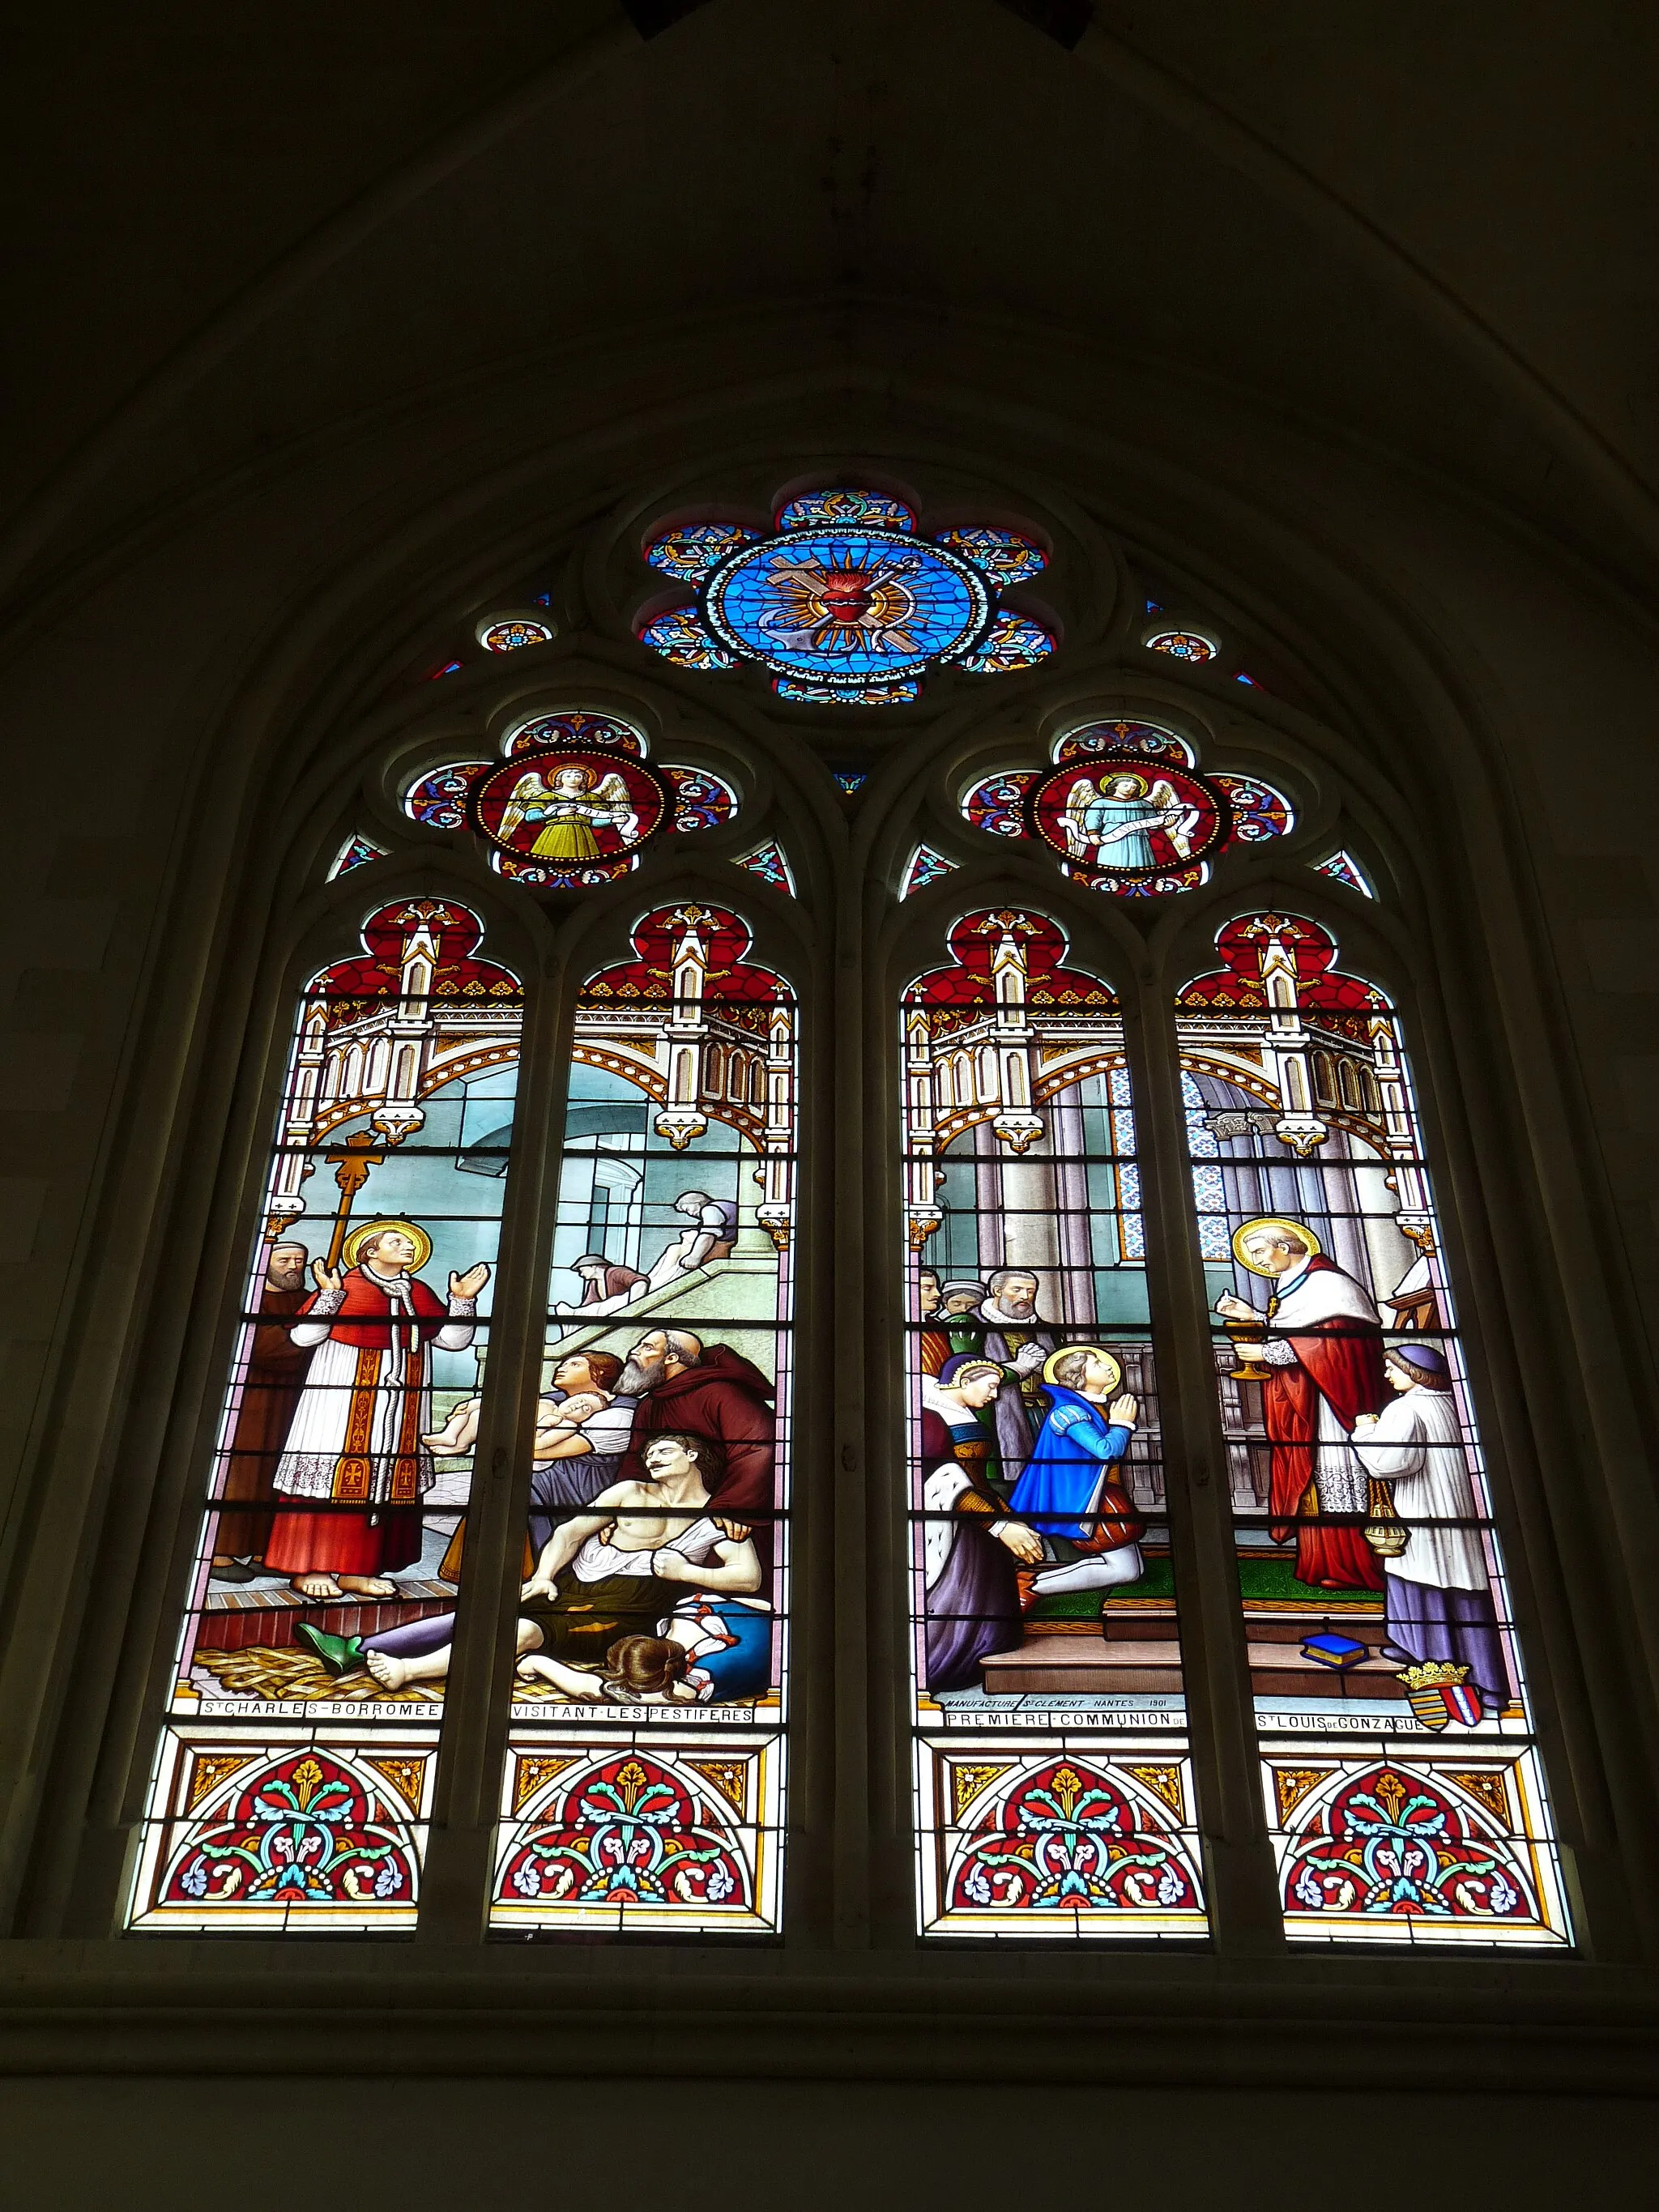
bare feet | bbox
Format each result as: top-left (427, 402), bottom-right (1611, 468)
top-left (422, 1400), bottom-right (480, 1454)
top-left (292, 1573), bottom-right (343, 1600)
top-left (336, 1575), bottom-right (397, 1598)
top-left (365, 1650), bottom-right (409, 1690)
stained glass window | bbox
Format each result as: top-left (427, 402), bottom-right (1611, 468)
top-left (953, 611), bottom-right (1055, 675)
top-left (902, 910), bottom-right (1208, 1939)
top-left (127, 900), bottom-right (522, 1931)
top-left (401, 717), bottom-right (739, 889)
top-left (405, 762), bottom-right (487, 831)
top-left (638, 486), bottom-right (1054, 704)
top-left (776, 677), bottom-right (919, 705)
top-left (478, 617), bottom-right (555, 654)
top-left (1179, 913), bottom-right (1569, 1945)
top-left (118, 501), bottom-right (1587, 1971)
top-left (962, 771), bottom-right (1036, 839)
top-left (932, 526), bottom-right (1047, 586)
top-left (1145, 630), bottom-right (1217, 663)
top-left (960, 723), bottom-right (1292, 897)
top-left (706, 531), bottom-right (988, 691)
top-left (328, 833), bottom-right (389, 879)
top-left (504, 711), bottom-right (646, 756)
top-left (735, 840), bottom-right (796, 894)
top-left (1315, 849), bottom-right (1375, 897)
top-left (637, 606), bottom-right (736, 671)
top-left (1213, 774), bottom-right (1294, 845)
top-left (664, 766), bottom-right (739, 833)
top-left (644, 522), bottom-right (759, 582)
top-left (491, 905), bottom-right (794, 1933)
top-left (899, 845), bottom-right (958, 899)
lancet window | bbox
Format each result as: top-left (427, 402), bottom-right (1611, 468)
top-left (115, 473), bottom-right (1576, 1955)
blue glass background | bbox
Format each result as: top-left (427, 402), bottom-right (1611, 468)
top-left (706, 530), bottom-right (986, 682)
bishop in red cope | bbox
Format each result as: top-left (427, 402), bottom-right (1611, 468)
top-left (265, 1221), bottom-right (489, 1601)
top-left (1217, 1220), bottom-right (1388, 1592)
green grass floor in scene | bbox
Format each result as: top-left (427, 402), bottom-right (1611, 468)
top-left (1236, 1554), bottom-right (1382, 1609)
top-left (1027, 1548), bottom-right (1384, 1622)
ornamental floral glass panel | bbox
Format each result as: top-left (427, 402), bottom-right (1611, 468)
top-left (899, 844), bottom-right (958, 899)
top-left (477, 615), bottom-right (554, 653)
top-left (902, 909), bottom-right (1207, 1940)
top-left (127, 899), bottom-right (521, 1931)
top-left (733, 839), bottom-right (796, 894)
top-left (1178, 911), bottom-right (1570, 1945)
top-left (960, 721), bottom-right (1292, 898)
top-left (1313, 849), bottom-right (1375, 897)
top-left (328, 832), bottom-right (388, 880)
top-left (488, 903), bottom-right (795, 1934)
top-left (1145, 629), bottom-right (1216, 663)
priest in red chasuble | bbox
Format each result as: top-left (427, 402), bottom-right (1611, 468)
top-left (266, 1221), bottom-right (489, 1601)
top-left (1216, 1217), bottom-right (1388, 1592)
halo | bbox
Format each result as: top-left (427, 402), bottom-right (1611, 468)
top-left (1101, 769), bottom-right (1148, 797)
top-left (1230, 1216), bottom-right (1321, 1276)
top-left (342, 1218), bottom-right (433, 1272)
top-left (1042, 1345), bottom-right (1124, 1392)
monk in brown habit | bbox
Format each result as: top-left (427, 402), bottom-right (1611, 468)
top-left (210, 1240), bottom-right (311, 1582)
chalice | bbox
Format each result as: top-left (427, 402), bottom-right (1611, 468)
top-left (1220, 1309), bottom-right (1273, 1383)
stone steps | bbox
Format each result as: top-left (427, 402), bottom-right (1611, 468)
top-left (980, 1630), bottom-right (1400, 1698)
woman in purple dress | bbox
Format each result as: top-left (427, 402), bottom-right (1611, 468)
top-left (919, 1355), bottom-right (1043, 1694)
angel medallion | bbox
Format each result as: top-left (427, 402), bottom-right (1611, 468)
top-left (497, 763), bottom-right (640, 863)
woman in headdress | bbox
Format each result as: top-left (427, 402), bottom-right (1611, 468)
top-left (918, 1354), bottom-right (1043, 1693)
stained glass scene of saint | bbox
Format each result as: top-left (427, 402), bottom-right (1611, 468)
top-left (1179, 913), bottom-right (1570, 1945)
top-left (488, 904), bottom-right (794, 1934)
top-left (902, 910), bottom-right (1207, 1940)
top-left (127, 900), bottom-right (522, 1931)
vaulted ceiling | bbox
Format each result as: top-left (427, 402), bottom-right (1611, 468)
top-left (6, 0), bottom-right (1657, 610)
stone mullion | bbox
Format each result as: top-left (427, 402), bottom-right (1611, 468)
top-left (823, 864), bottom-right (877, 1949)
top-left (415, 954), bottom-right (566, 1941)
top-left (1126, 970), bottom-right (1285, 1952)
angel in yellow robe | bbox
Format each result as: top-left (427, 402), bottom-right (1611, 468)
top-left (499, 765), bottom-right (636, 862)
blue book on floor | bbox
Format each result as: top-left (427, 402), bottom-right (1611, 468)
top-left (1301, 1631), bottom-right (1369, 1670)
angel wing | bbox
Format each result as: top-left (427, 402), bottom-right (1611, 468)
top-left (1149, 778), bottom-right (1201, 859)
top-left (497, 770), bottom-right (548, 841)
top-left (1061, 778), bottom-right (1096, 856)
top-left (593, 769), bottom-right (639, 840)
